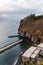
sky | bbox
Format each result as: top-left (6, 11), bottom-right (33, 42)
top-left (0, 0), bottom-right (43, 15)
top-left (0, 0), bottom-right (43, 44)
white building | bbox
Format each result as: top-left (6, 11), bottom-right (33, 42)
top-left (31, 49), bottom-right (40, 59)
top-left (22, 46), bottom-right (37, 62)
top-left (37, 43), bottom-right (43, 50)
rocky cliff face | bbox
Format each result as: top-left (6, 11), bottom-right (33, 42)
top-left (18, 14), bottom-right (43, 42)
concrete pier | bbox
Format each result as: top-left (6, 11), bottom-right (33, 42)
top-left (8, 34), bottom-right (20, 38)
top-left (0, 40), bottom-right (23, 53)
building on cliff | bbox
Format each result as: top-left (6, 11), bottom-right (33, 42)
top-left (18, 14), bottom-right (43, 42)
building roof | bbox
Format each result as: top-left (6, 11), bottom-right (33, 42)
top-left (22, 46), bottom-right (36, 58)
top-left (38, 43), bottom-right (43, 48)
top-left (31, 49), bottom-right (40, 59)
top-left (37, 43), bottom-right (43, 50)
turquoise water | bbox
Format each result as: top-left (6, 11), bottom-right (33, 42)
top-left (0, 14), bottom-right (29, 65)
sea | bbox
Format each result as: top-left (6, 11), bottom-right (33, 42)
top-left (0, 13), bottom-right (29, 65)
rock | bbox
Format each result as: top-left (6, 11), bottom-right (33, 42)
top-left (18, 14), bottom-right (43, 42)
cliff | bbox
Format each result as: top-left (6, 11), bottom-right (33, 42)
top-left (18, 14), bottom-right (43, 42)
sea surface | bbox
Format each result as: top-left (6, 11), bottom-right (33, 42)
top-left (0, 13), bottom-right (29, 65)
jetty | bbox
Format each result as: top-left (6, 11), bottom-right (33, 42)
top-left (8, 34), bottom-right (20, 38)
top-left (0, 39), bottom-right (23, 53)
